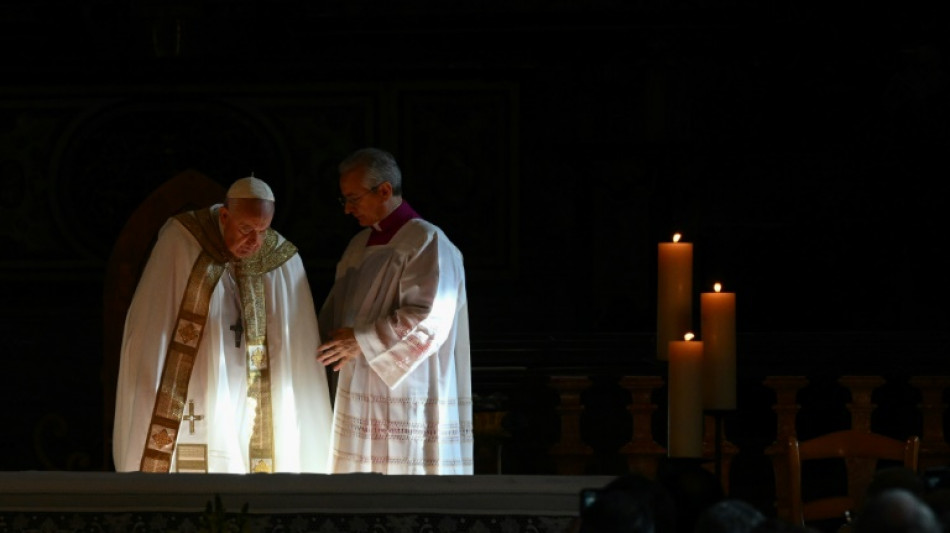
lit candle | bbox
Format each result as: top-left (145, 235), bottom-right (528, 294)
top-left (701, 283), bottom-right (737, 410)
top-left (657, 233), bottom-right (693, 360)
top-left (668, 332), bottom-right (704, 458)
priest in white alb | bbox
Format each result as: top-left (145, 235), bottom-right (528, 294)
top-left (316, 147), bottom-right (473, 474)
top-left (113, 176), bottom-right (332, 473)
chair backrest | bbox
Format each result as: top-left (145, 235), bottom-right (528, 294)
top-left (101, 170), bottom-right (225, 471)
top-left (786, 429), bottom-right (920, 528)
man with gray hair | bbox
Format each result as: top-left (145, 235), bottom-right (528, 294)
top-left (316, 147), bottom-right (473, 474)
top-left (114, 176), bottom-right (332, 473)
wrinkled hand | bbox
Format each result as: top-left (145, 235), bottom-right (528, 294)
top-left (316, 328), bottom-right (361, 371)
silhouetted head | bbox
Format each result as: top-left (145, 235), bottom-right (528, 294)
top-left (694, 499), bottom-right (766, 533)
top-left (852, 488), bottom-right (941, 533)
top-left (578, 473), bottom-right (677, 533)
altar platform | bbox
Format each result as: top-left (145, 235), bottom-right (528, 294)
top-left (0, 472), bottom-right (614, 533)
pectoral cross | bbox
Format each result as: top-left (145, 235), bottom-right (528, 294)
top-left (225, 266), bottom-right (244, 348)
top-left (230, 318), bottom-right (244, 348)
top-left (183, 400), bottom-right (204, 434)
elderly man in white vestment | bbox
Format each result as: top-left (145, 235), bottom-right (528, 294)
top-left (113, 176), bottom-right (332, 473)
top-left (316, 147), bottom-right (474, 474)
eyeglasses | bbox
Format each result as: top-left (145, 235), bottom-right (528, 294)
top-left (337, 184), bottom-right (380, 207)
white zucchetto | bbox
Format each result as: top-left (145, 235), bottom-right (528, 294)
top-left (227, 176), bottom-right (275, 202)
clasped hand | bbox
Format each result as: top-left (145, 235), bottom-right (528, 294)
top-left (316, 328), bottom-right (360, 371)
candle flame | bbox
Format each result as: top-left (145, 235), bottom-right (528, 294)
top-left (673, 233), bottom-right (682, 243)
top-left (714, 283), bottom-right (722, 293)
top-left (684, 332), bottom-right (694, 341)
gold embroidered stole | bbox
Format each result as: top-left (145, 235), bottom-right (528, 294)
top-left (139, 206), bottom-right (297, 473)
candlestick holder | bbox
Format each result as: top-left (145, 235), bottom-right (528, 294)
top-left (703, 408), bottom-right (736, 490)
top-left (656, 455), bottom-right (721, 505)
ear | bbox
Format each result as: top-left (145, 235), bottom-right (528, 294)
top-left (378, 182), bottom-right (394, 200)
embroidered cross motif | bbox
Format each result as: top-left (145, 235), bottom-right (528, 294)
top-left (182, 399), bottom-right (204, 434)
top-left (176, 321), bottom-right (200, 346)
top-left (150, 428), bottom-right (175, 449)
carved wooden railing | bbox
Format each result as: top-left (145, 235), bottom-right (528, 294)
top-left (514, 371), bottom-right (950, 514)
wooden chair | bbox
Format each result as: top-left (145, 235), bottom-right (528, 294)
top-left (101, 170), bottom-right (224, 471)
top-left (785, 429), bottom-right (920, 529)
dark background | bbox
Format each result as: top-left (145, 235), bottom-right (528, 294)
top-left (1, 0), bottom-right (948, 503)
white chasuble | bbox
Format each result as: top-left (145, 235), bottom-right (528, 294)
top-left (319, 218), bottom-right (474, 474)
top-left (113, 206), bottom-right (332, 473)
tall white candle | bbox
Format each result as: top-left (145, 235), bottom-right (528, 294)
top-left (668, 333), bottom-right (704, 458)
top-left (657, 233), bottom-right (693, 360)
top-left (701, 283), bottom-right (737, 410)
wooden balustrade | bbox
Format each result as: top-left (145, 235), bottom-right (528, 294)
top-left (619, 375), bottom-right (667, 479)
top-left (534, 370), bottom-right (948, 521)
top-left (548, 375), bottom-right (594, 475)
top-left (763, 375), bottom-right (809, 522)
top-left (910, 375), bottom-right (950, 470)
top-left (838, 375), bottom-right (885, 432)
